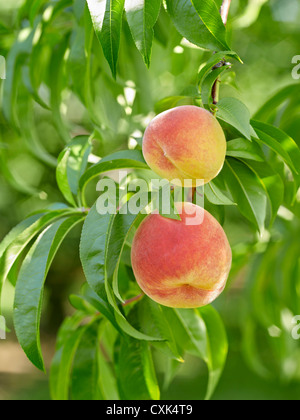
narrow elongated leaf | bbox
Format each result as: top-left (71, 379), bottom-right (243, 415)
top-left (240, 160), bottom-right (284, 225)
top-left (71, 322), bottom-right (103, 400)
top-left (107, 211), bottom-right (144, 302)
top-left (56, 149), bottom-right (77, 207)
top-left (0, 147), bottom-right (38, 195)
top-left (166, 0), bottom-right (231, 52)
top-left (80, 205), bottom-right (114, 298)
top-left (198, 306), bottom-right (228, 401)
top-left (252, 120), bottom-right (300, 179)
top-left (22, 65), bottom-right (49, 110)
top-left (154, 95), bottom-right (195, 114)
top-left (56, 137), bottom-right (92, 207)
top-left (67, 136), bottom-right (92, 195)
top-left (201, 65), bottom-right (230, 106)
top-left (2, 24), bottom-right (37, 126)
top-left (223, 158), bottom-right (267, 232)
top-left (0, 213), bottom-right (44, 259)
top-left (226, 138), bottom-right (265, 162)
top-left (125, 0), bottom-right (161, 67)
top-left (0, 209), bottom-right (76, 306)
top-left (86, 0), bottom-right (125, 77)
top-left (217, 97), bottom-right (252, 140)
top-left (80, 204), bottom-right (159, 341)
top-left (77, 287), bottom-right (121, 332)
top-left (205, 181), bottom-right (235, 206)
top-left (98, 343), bottom-right (120, 400)
top-left (191, 0), bottom-right (230, 50)
top-left (79, 150), bottom-right (148, 196)
top-left (118, 336), bottom-right (160, 400)
top-left (137, 298), bottom-right (184, 361)
top-left (173, 308), bottom-right (207, 359)
top-left (198, 51), bottom-right (237, 86)
top-left (106, 191), bottom-right (153, 303)
top-left (18, 89), bottom-right (57, 168)
top-left (14, 215), bottom-right (85, 371)
top-left (50, 314), bottom-right (88, 400)
top-left (253, 84), bottom-right (300, 122)
top-left (49, 40), bottom-right (70, 145)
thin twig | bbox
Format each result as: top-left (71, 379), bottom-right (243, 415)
top-left (122, 293), bottom-right (144, 307)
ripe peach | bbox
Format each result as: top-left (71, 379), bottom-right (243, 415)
top-left (131, 203), bottom-right (232, 308)
top-left (142, 106), bottom-right (226, 186)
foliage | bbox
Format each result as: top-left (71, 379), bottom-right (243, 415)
top-left (0, 0), bottom-right (300, 400)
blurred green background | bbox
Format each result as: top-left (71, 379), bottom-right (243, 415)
top-left (1, 0), bottom-right (300, 400)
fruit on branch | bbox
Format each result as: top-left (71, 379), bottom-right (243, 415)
top-left (131, 203), bottom-right (232, 308)
top-left (142, 106), bottom-right (226, 187)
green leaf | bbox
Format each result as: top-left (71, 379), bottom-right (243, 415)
top-left (223, 158), bottom-right (267, 232)
top-left (56, 149), bottom-right (77, 207)
top-left (0, 213), bottom-right (44, 260)
top-left (80, 204), bottom-right (160, 341)
top-left (217, 97), bottom-right (252, 140)
top-left (57, 136), bottom-right (92, 207)
top-left (107, 211), bottom-right (145, 302)
top-left (166, 0), bottom-right (231, 52)
top-left (80, 205), bottom-right (115, 299)
top-left (191, 0), bottom-right (230, 50)
top-left (86, 0), bottom-right (125, 78)
top-left (71, 322), bottom-right (103, 400)
top-left (163, 306), bottom-right (227, 400)
top-left (253, 84), bottom-right (300, 122)
top-left (49, 39), bottom-right (70, 145)
top-left (0, 146), bottom-right (38, 195)
top-left (252, 120), bottom-right (300, 180)
top-left (17, 90), bottom-right (57, 168)
top-left (118, 336), bottom-right (160, 400)
top-left (198, 51), bottom-right (238, 86)
top-left (137, 298), bottom-right (184, 361)
top-left (98, 345), bottom-right (120, 400)
top-left (173, 308), bottom-right (207, 359)
top-left (226, 138), bottom-right (265, 162)
top-left (205, 181), bottom-right (235, 206)
top-left (0, 209), bottom-right (76, 308)
top-left (22, 65), bottom-right (50, 110)
top-left (2, 24), bottom-right (37, 126)
top-left (67, 136), bottom-right (92, 196)
top-left (155, 185), bottom-right (181, 221)
top-left (83, 287), bottom-right (122, 332)
top-left (240, 160), bottom-right (284, 226)
top-left (79, 150), bottom-right (148, 197)
top-left (201, 65), bottom-right (230, 106)
top-left (154, 96), bottom-right (195, 114)
top-left (125, 0), bottom-right (161, 67)
top-left (13, 215), bottom-right (85, 371)
top-left (50, 314), bottom-right (88, 400)
top-left (69, 294), bottom-right (97, 314)
top-left (198, 305), bottom-right (228, 401)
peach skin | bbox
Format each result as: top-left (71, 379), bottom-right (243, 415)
top-left (142, 105), bottom-right (227, 186)
top-left (131, 203), bottom-right (232, 308)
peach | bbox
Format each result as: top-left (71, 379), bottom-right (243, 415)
top-left (142, 105), bottom-right (226, 186)
top-left (131, 203), bottom-right (232, 308)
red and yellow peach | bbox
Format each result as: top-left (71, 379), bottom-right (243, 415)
top-left (142, 106), bottom-right (226, 187)
top-left (131, 203), bottom-right (232, 308)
